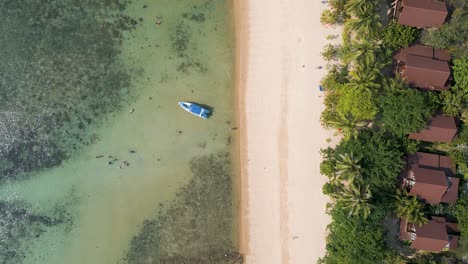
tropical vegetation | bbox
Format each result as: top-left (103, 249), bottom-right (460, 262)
top-left (319, 0), bottom-right (468, 262)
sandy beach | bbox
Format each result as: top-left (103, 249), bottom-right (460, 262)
top-left (234, 0), bottom-right (341, 263)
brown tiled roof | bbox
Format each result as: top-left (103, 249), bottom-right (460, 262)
top-left (408, 152), bottom-right (456, 177)
top-left (409, 167), bottom-right (448, 204)
top-left (399, 0), bottom-right (448, 28)
top-left (449, 235), bottom-right (459, 250)
top-left (394, 44), bottom-right (450, 62)
top-left (403, 55), bottom-right (451, 90)
top-left (440, 177), bottom-right (459, 203)
top-left (411, 218), bottom-right (449, 252)
top-left (400, 217), bottom-right (460, 252)
top-left (405, 152), bottom-right (459, 204)
top-left (409, 115), bottom-right (458, 143)
top-left (394, 45), bottom-right (451, 90)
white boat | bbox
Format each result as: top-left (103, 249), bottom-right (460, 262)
top-left (178, 102), bottom-right (210, 119)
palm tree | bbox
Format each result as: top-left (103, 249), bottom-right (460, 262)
top-left (347, 59), bottom-right (386, 92)
top-left (327, 112), bottom-right (368, 140)
top-left (394, 189), bottom-right (429, 226)
top-left (347, 7), bottom-right (382, 39)
top-left (342, 39), bottom-right (380, 65)
top-left (338, 183), bottom-right (373, 218)
top-left (381, 77), bottom-right (409, 91)
top-left (335, 152), bottom-right (362, 182)
top-left (345, 0), bottom-right (377, 13)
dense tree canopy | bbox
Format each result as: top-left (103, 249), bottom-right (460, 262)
top-left (377, 88), bottom-right (435, 136)
top-left (334, 130), bottom-right (404, 197)
top-left (318, 206), bottom-right (391, 264)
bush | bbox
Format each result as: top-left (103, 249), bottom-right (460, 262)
top-left (321, 10), bottom-right (340, 25)
top-left (322, 44), bottom-right (341, 61)
top-left (337, 88), bottom-right (378, 120)
top-left (321, 65), bottom-right (349, 91)
top-left (381, 21), bottom-right (420, 50)
top-left (377, 88), bottom-right (436, 136)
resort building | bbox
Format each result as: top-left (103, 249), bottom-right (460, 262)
top-left (399, 217), bottom-right (460, 252)
top-left (394, 44), bottom-right (451, 91)
top-left (394, 0), bottom-right (448, 28)
top-left (402, 152), bottom-right (459, 204)
top-left (409, 115), bottom-right (458, 143)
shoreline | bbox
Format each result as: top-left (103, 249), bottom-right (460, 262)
top-left (232, 0), bottom-right (250, 255)
top-left (233, 0), bottom-right (341, 263)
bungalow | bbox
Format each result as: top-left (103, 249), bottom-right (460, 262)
top-left (399, 217), bottom-right (460, 252)
top-left (409, 115), bottom-right (458, 143)
top-left (402, 152), bottom-right (459, 204)
top-left (394, 44), bottom-right (451, 91)
top-left (394, 0), bottom-right (448, 28)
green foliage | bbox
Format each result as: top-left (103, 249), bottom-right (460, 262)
top-left (456, 194), bottom-right (468, 258)
top-left (319, 206), bottom-right (390, 264)
top-left (337, 88), bottom-right (378, 120)
top-left (322, 44), bottom-right (341, 61)
top-left (335, 152), bottom-right (362, 182)
top-left (335, 130), bottom-right (404, 197)
top-left (320, 159), bottom-right (336, 178)
top-left (449, 123), bottom-right (468, 176)
top-left (320, 0), bottom-right (349, 25)
top-left (381, 21), bottom-right (420, 50)
top-left (346, 5), bottom-right (381, 39)
top-left (441, 90), bottom-right (464, 116)
top-left (337, 183), bottom-right (373, 218)
top-left (323, 182), bottom-right (343, 198)
top-left (443, 57), bottom-right (468, 116)
top-left (420, 8), bottom-right (468, 59)
top-left (408, 252), bottom-right (462, 264)
top-left (320, 65), bottom-right (349, 91)
top-left (453, 57), bottom-right (468, 89)
top-left (394, 190), bottom-right (428, 226)
top-left (428, 203), bottom-right (457, 220)
top-left (325, 112), bottom-right (369, 141)
top-left (341, 40), bottom-right (380, 65)
top-left (321, 10), bottom-right (340, 25)
top-left (377, 88), bottom-right (435, 136)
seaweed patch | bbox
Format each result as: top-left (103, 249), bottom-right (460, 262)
top-left (122, 153), bottom-right (242, 264)
top-left (0, 0), bottom-right (140, 181)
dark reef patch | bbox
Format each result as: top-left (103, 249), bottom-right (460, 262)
top-left (0, 0), bottom-right (139, 180)
top-left (0, 193), bottom-right (76, 264)
top-left (122, 153), bottom-right (242, 264)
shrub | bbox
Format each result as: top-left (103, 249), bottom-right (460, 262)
top-left (321, 10), bottom-right (340, 25)
top-left (381, 21), bottom-right (420, 50)
top-left (337, 88), bottom-right (378, 120)
top-left (322, 44), bottom-right (341, 61)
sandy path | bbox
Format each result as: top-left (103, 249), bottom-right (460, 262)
top-left (235, 0), bottom-right (341, 263)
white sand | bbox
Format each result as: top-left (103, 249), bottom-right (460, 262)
top-left (235, 0), bottom-right (341, 263)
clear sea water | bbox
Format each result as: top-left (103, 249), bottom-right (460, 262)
top-left (0, 0), bottom-right (237, 263)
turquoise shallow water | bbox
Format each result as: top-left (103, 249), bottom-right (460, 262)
top-left (0, 1), bottom-right (237, 263)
